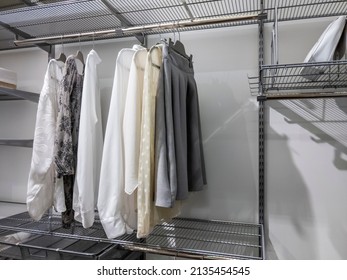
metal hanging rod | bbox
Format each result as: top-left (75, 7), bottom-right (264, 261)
top-left (13, 13), bottom-right (263, 46)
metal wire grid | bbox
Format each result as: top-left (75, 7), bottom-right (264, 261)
top-left (108, 0), bottom-right (259, 26)
top-left (146, 218), bottom-right (262, 259)
top-left (0, 0), bottom-right (259, 49)
top-left (0, 0), bottom-right (260, 41)
top-left (264, 0), bottom-right (347, 22)
top-left (0, 228), bottom-right (133, 260)
top-left (2, 1), bottom-right (345, 28)
top-left (0, 0), bottom-right (345, 50)
top-left (0, 245), bottom-right (22, 259)
top-left (248, 75), bottom-right (260, 96)
top-left (0, 1), bottom-right (71, 11)
top-left (0, 0), bottom-right (122, 37)
top-left (263, 61), bottom-right (347, 92)
top-left (249, 61), bottom-right (347, 97)
top-left (0, 212), bottom-right (264, 260)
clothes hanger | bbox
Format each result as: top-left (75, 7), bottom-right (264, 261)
top-left (56, 52), bottom-right (66, 63)
top-left (169, 24), bottom-right (193, 63)
top-left (74, 34), bottom-right (85, 66)
top-left (173, 26), bottom-right (186, 56)
top-left (74, 50), bottom-right (84, 65)
top-left (168, 30), bottom-right (193, 66)
top-left (56, 35), bottom-right (66, 63)
top-left (169, 38), bottom-right (187, 58)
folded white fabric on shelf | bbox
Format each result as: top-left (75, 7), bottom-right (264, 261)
top-left (300, 16), bottom-right (346, 81)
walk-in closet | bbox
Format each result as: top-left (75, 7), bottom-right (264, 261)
top-left (0, 0), bottom-right (346, 260)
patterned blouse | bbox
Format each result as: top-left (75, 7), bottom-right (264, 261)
top-left (54, 56), bottom-right (84, 228)
top-left (54, 56), bottom-right (84, 176)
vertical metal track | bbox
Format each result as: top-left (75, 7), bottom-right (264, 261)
top-left (258, 0), bottom-right (265, 259)
top-left (258, 102), bottom-right (265, 225)
top-left (258, 0), bottom-right (265, 226)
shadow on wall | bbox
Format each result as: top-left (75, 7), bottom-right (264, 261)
top-left (265, 124), bottom-right (317, 259)
top-left (276, 98), bottom-right (347, 165)
top-left (267, 97), bottom-right (347, 259)
top-left (181, 73), bottom-right (258, 223)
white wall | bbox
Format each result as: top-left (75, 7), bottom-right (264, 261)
top-left (0, 17), bottom-right (346, 259)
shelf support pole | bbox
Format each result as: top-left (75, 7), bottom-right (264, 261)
top-left (258, 0), bottom-right (265, 226)
top-left (258, 0), bottom-right (266, 259)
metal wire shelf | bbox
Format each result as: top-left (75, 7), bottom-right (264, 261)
top-left (249, 60), bottom-right (347, 99)
top-left (264, 0), bottom-right (347, 22)
top-left (0, 0), bottom-right (346, 50)
top-left (0, 229), bottom-right (143, 260)
top-left (0, 212), bottom-right (264, 260)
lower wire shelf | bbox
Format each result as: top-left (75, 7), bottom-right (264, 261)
top-left (0, 212), bottom-right (264, 260)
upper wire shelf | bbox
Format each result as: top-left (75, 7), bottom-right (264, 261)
top-left (0, 1), bottom-right (346, 50)
top-left (249, 60), bottom-right (347, 99)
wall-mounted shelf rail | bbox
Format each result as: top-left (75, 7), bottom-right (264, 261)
top-left (0, 212), bottom-right (264, 260)
top-left (0, 87), bottom-right (39, 102)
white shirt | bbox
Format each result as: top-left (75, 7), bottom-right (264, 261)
top-left (98, 45), bottom-right (145, 238)
top-left (73, 50), bottom-right (103, 228)
top-left (27, 59), bottom-right (65, 221)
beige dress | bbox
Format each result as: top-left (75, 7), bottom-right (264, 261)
top-left (137, 45), bottom-right (181, 239)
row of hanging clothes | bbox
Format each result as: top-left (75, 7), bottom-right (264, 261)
top-left (27, 38), bottom-right (207, 239)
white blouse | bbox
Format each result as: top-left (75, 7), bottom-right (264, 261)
top-left (27, 59), bottom-right (66, 221)
top-left (73, 50), bottom-right (103, 228)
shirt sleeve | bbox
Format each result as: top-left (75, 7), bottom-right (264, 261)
top-left (154, 58), bottom-right (177, 208)
top-left (27, 62), bottom-right (58, 221)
